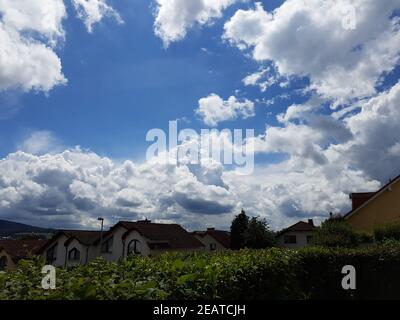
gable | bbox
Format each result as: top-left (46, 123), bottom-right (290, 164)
top-left (94, 223), bottom-right (129, 245)
top-left (345, 177), bottom-right (400, 232)
top-left (193, 230), bottom-right (231, 248)
top-left (37, 233), bottom-right (68, 254)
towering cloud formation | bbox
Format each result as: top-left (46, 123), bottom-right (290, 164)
top-left (1, 0), bottom-right (399, 231)
top-left (0, 148), bottom-right (236, 230)
top-left (1, 83), bottom-right (399, 229)
top-left (3, 81), bottom-right (400, 230)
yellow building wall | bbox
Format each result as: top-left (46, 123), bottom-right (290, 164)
top-left (346, 181), bottom-right (400, 233)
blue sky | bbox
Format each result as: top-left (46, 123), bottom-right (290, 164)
top-left (0, 0), bottom-right (399, 231)
top-left (0, 0), bottom-right (298, 160)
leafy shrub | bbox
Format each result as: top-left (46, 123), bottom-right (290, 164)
top-left (1, 245), bottom-right (400, 300)
top-left (355, 232), bottom-right (374, 244)
top-left (374, 222), bottom-right (400, 242)
top-left (312, 220), bottom-right (359, 248)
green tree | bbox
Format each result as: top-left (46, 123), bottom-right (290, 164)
top-left (230, 209), bottom-right (249, 249)
top-left (312, 219), bottom-right (359, 248)
top-left (245, 217), bottom-right (276, 249)
top-left (230, 210), bottom-right (276, 249)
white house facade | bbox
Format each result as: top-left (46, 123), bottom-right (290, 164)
top-left (276, 220), bottom-right (315, 249)
top-left (38, 220), bottom-right (205, 266)
top-left (38, 231), bottom-right (101, 267)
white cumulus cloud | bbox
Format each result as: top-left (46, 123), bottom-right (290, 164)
top-left (242, 67), bottom-right (278, 92)
top-left (0, 0), bottom-right (121, 93)
top-left (195, 93), bottom-right (255, 126)
top-left (0, 0), bottom-right (66, 44)
top-left (0, 140), bottom-right (385, 231)
top-left (224, 0), bottom-right (400, 104)
top-left (0, 0), bottom-right (68, 92)
top-left (0, 148), bottom-right (237, 230)
top-left (3, 80), bottom-right (399, 232)
top-left (72, 0), bottom-right (123, 33)
top-left (154, 0), bottom-right (238, 47)
top-left (0, 23), bottom-right (67, 92)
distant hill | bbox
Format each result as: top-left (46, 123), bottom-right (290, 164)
top-left (0, 219), bottom-right (54, 237)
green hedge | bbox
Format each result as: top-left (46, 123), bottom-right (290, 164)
top-left (374, 222), bottom-right (400, 242)
top-left (1, 244), bottom-right (400, 300)
top-left (298, 245), bottom-right (400, 299)
top-left (312, 220), bottom-right (360, 248)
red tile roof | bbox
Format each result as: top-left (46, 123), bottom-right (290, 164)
top-left (0, 240), bottom-right (44, 262)
top-left (277, 220), bottom-right (315, 236)
top-left (192, 229), bottom-right (231, 248)
top-left (121, 221), bottom-right (205, 249)
top-left (37, 230), bottom-right (102, 253)
top-left (92, 220), bottom-right (136, 243)
top-left (61, 230), bottom-right (103, 246)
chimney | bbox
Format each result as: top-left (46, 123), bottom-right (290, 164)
top-left (138, 218), bottom-right (151, 223)
top-left (308, 219), bottom-right (314, 226)
top-left (350, 192), bottom-right (376, 210)
top-left (207, 227), bottom-right (215, 231)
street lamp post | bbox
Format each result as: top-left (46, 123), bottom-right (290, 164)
top-left (98, 217), bottom-right (104, 254)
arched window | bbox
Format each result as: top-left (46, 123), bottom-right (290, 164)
top-left (127, 239), bottom-right (142, 255)
top-left (0, 256), bottom-right (7, 271)
top-left (68, 248), bottom-right (80, 261)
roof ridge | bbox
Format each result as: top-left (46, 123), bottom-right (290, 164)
top-left (62, 229), bottom-right (101, 233)
top-left (120, 221), bottom-right (179, 225)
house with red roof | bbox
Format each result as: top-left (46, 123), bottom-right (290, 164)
top-left (0, 240), bottom-right (44, 271)
top-left (192, 228), bottom-right (231, 251)
top-left (37, 220), bottom-right (205, 267)
top-left (95, 220), bottom-right (204, 261)
top-left (37, 230), bottom-right (102, 267)
top-left (276, 219), bottom-right (315, 248)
